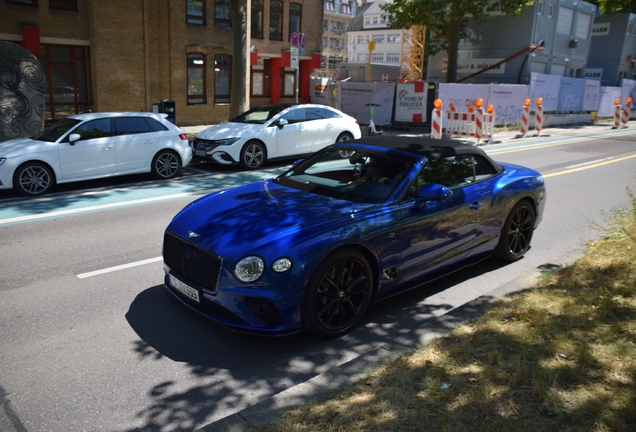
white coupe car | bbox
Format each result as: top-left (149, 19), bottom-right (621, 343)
top-left (192, 104), bottom-right (362, 169)
top-left (0, 112), bottom-right (192, 196)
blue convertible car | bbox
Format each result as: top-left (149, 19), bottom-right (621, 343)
top-left (162, 137), bottom-right (546, 337)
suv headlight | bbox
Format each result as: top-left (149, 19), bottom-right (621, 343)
top-left (216, 138), bottom-right (240, 146)
top-left (234, 256), bottom-right (264, 282)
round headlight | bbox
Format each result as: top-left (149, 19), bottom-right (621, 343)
top-left (272, 258), bottom-right (292, 273)
top-left (234, 256), bottom-right (264, 282)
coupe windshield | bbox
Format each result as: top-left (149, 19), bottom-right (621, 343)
top-left (229, 105), bottom-right (290, 124)
top-left (275, 146), bottom-right (416, 203)
top-left (32, 118), bottom-right (81, 142)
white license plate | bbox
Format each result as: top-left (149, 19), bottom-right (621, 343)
top-left (194, 150), bottom-right (207, 156)
top-left (169, 274), bottom-right (200, 303)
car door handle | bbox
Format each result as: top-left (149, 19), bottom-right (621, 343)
top-left (103, 145), bottom-right (114, 150)
top-left (145, 140), bottom-right (154, 145)
top-left (469, 201), bottom-right (483, 211)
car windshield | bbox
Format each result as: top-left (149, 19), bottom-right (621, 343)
top-left (275, 146), bottom-right (416, 204)
top-left (32, 118), bottom-right (82, 142)
top-left (229, 106), bottom-right (289, 124)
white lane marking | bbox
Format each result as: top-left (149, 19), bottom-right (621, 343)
top-left (0, 192), bottom-right (198, 225)
top-left (566, 157), bottom-right (613, 169)
top-left (77, 256), bottom-right (163, 279)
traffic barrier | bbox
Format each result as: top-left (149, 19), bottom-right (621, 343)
top-left (518, 98), bottom-right (531, 137)
top-left (533, 98), bottom-right (543, 136)
top-left (622, 97), bottom-right (632, 128)
top-left (445, 99), bottom-right (494, 142)
top-left (612, 98), bottom-right (621, 129)
top-left (431, 99), bottom-right (443, 139)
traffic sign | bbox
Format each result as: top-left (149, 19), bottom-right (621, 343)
top-left (300, 33), bottom-right (306, 55)
top-left (290, 32), bottom-right (299, 47)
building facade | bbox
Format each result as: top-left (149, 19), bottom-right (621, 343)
top-left (321, 0), bottom-right (359, 71)
top-left (1, 0), bottom-right (323, 126)
top-left (586, 13), bottom-right (636, 86)
top-left (426, 0), bottom-right (597, 84)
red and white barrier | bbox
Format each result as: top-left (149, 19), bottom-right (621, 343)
top-left (621, 97), bottom-right (631, 128)
top-left (445, 101), bottom-right (494, 142)
top-left (519, 101), bottom-right (530, 137)
top-left (533, 101), bottom-right (543, 135)
top-left (431, 99), bottom-right (443, 139)
top-left (612, 98), bottom-right (622, 129)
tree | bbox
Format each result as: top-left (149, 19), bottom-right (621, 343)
top-left (229, 0), bottom-right (250, 118)
top-left (381, 0), bottom-right (532, 83)
top-left (593, 0), bottom-right (636, 14)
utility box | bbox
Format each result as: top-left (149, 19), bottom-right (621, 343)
top-left (152, 99), bottom-right (176, 123)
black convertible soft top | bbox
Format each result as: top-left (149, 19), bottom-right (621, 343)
top-left (346, 136), bottom-right (503, 172)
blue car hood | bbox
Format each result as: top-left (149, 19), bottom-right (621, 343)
top-left (167, 179), bottom-right (366, 256)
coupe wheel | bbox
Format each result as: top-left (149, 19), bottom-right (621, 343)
top-left (302, 249), bottom-right (374, 338)
top-left (152, 150), bottom-right (180, 179)
top-left (14, 162), bottom-right (54, 196)
top-left (495, 200), bottom-right (536, 261)
top-left (240, 141), bottom-right (266, 170)
top-left (336, 133), bottom-right (354, 158)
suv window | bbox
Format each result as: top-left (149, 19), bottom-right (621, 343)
top-left (281, 108), bottom-right (306, 124)
top-left (306, 107), bottom-right (328, 120)
top-left (115, 117), bottom-right (153, 135)
top-left (146, 118), bottom-right (169, 132)
top-left (73, 119), bottom-right (112, 141)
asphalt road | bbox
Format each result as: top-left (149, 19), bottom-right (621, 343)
top-left (1, 128), bottom-right (636, 431)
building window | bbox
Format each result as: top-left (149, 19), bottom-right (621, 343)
top-left (251, 0), bottom-right (263, 38)
top-left (187, 53), bottom-right (206, 105)
top-left (325, 0), bottom-right (334, 12)
top-left (575, 12), bottom-right (592, 39)
top-left (214, 55), bottom-right (231, 104)
top-left (215, 0), bottom-right (231, 28)
top-left (387, 53), bottom-right (400, 62)
top-left (556, 7), bottom-right (573, 35)
top-left (372, 34), bottom-right (384, 44)
top-left (341, 4), bottom-right (351, 15)
top-left (548, 3), bottom-right (555, 18)
top-left (289, 3), bottom-right (301, 39)
top-left (283, 70), bottom-right (295, 97)
top-left (270, 1), bottom-right (283, 41)
top-left (49, 0), bottom-right (77, 10)
top-left (6, 0), bottom-right (38, 5)
top-left (371, 53), bottom-right (384, 62)
top-left (387, 33), bottom-right (401, 43)
top-left (251, 67), bottom-right (269, 97)
top-left (537, 0), bottom-right (544, 14)
top-left (186, 0), bottom-right (205, 25)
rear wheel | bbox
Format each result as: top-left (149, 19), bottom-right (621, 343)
top-left (495, 200), bottom-right (536, 261)
top-left (336, 133), bottom-right (354, 158)
top-left (14, 162), bottom-right (54, 196)
top-left (151, 150), bottom-right (180, 179)
top-left (240, 141), bottom-right (266, 170)
top-left (302, 249), bottom-right (374, 338)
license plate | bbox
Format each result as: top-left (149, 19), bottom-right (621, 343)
top-left (169, 274), bottom-right (200, 303)
top-left (194, 150), bottom-right (207, 156)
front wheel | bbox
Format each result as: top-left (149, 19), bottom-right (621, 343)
top-left (240, 141), bottom-right (266, 170)
top-left (151, 150), bottom-right (180, 179)
top-left (302, 249), bottom-right (374, 338)
top-left (494, 200), bottom-right (536, 261)
top-left (336, 133), bottom-right (354, 158)
top-left (14, 162), bottom-right (54, 196)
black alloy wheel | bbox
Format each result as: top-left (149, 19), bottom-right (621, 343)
top-left (495, 200), bottom-right (536, 261)
top-left (14, 162), bottom-right (54, 196)
top-left (302, 249), bottom-right (374, 338)
top-left (152, 150), bottom-right (181, 179)
top-left (240, 141), bottom-right (266, 170)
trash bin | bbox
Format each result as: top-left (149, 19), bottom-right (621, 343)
top-left (152, 99), bottom-right (176, 124)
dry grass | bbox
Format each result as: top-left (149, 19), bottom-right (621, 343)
top-left (258, 190), bottom-right (636, 432)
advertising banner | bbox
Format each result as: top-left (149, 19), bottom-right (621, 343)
top-left (558, 77), bottom-right (585, 111)
top-left (310, 77), bottom-right (331, 105)
top-left (621, 78), bottom-right (636, 104)
top-left (394, 82), bottom-right (428, 123)
top-left (488, 84), bottom-right (530, 125)
top-left (438, 83), bottom-right (490, 115)
top-left (337, 81), bottom-right (395, 125)
top-left (582, 80), bottom-right (601, 111)
top-left (598, 86), bottom-right (621, 117)
top-left (529, 72), bottom-right (561, 111)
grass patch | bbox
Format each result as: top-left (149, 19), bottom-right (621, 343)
top-left (258, 190), bottom-right (636, 432)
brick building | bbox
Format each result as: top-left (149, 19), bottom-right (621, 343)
top-left (0, 0), bottom-right (323, 126)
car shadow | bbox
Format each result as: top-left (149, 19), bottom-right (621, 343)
top-left (123, 256), bottom-right (512, 430)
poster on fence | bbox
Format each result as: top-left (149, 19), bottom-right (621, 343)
top-left (621, 78), bottom-right (636, 104)
top-left (582, 80), bottom-right (601, 111)
top-left (529, 73), bottom-right (561, 111)
top-left (438, 83), bottom-right (489, 115)
top-left (394, 81), bottom-right (428, 123)
top-left (337, 81), bottom-right (395, 126)
top-left (598, 86), bottom-right (621, 117)
top-left (488, 84), bottom-right (530, 125)
top-left (310, 77), bottom-right (331, 106)
top-left (558, 77), bottom-right (585, 111)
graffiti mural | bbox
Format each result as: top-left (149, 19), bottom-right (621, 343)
top-left (0, 41), bottom-right (47, 142)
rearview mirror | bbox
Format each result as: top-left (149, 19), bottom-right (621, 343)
top-left (68, 133), bottom-right (81, 145)
top-left (416, 183), bottom-right (452, 202)
top-left (277, 118), bottom-right (289, 129)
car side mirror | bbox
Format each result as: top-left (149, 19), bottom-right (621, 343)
top-left (292, 159), bottom-right (303, 167)
top-left (415, 183), bottom-right (452, 207)
top-left (68, 133), bottom-right (81, 145)
top-left (277, 118), bottom-right (289, 129)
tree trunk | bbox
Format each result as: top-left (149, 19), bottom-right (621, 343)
top-left (446, 17), bottom-right (461, 83)
top-left (229, 0), bottom-right (249, 117)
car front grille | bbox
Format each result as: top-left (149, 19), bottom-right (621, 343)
top-left (193, 138), bottom-right (221, 152)
top-left (163, 231), bottom-right (222, 293)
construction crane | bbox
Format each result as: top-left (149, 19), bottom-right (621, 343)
top-left (400, 25), bottom-right (426, 80)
